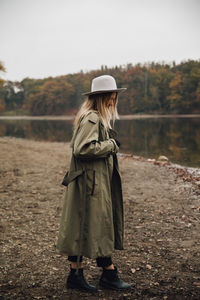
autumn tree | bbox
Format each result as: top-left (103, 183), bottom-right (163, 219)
top-left (28, 79), bottom-right (75, 115)
top-left (0, 59), bottom-right (199, 115)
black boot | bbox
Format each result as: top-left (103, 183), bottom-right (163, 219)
top-left (99, 266), bottom-right (131, 290)
top-left (66, 268), bottom-right (98, 292)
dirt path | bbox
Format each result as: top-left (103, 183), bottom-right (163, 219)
top-left (0, 137), bottom-right (200, 300)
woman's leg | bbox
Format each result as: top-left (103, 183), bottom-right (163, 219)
top-left (96, 256), bottom-right (114, 269)
top-left (68, 255), bottom-right (83, 269)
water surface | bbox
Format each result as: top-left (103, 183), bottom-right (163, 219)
top-left (0, 117), bottom-right (199, 168)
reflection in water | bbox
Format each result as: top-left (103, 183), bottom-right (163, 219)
top-left (115, 118), bottom-right (200, 167)
top-left (0, 118), bottom-right (199, 167)
top-left (0, 119), bottom-right (73, 142)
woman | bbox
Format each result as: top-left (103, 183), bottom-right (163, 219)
top-left (56, 75), bottom-right (131, 292)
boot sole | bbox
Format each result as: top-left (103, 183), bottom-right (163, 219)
top-left (99, 281), bottom-right (131, 290)
top-left (66, 282), bottom-right (98, 293)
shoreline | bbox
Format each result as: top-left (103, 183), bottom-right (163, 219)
top-left (0, 113), bottom-right (200, 120)
top-left (2, 136), bottom-right (200, 187)
top-left (118, 152), bottom-right (200, 189)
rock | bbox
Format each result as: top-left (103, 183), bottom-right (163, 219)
top-left (157, 155), bottom-right (169, 162)
top-left (147, 158), bottom-right (156, 162)
top-left (131, 268), bottom-right (136, 273)
top-left (146, 264), bottom-right (152, 270)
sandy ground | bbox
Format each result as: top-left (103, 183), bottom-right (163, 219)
top-left (0, 137), bottom-right (200, 300)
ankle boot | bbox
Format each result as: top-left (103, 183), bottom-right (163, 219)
top-left (66, 268), bottom-right (98, 292)
top-left (99, 266), bottom-right (131, 290)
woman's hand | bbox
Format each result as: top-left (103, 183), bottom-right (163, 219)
top-left (114, 139), bottom-right (121, 148)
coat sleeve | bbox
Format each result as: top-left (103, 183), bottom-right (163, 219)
top-left (73, 112), bottom-right (119, 159)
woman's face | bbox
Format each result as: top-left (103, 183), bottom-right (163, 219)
top-left (107, 92), bottom-right (117, 107)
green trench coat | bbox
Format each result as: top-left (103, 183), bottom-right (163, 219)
top-left (56, 111), bottom-right (124, 259)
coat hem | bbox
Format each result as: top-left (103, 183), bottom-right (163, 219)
top-left (55, 248), bottom-right (120, 259)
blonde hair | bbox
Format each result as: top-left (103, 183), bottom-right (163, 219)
top-left (73, 92), bottom-right (119, 131)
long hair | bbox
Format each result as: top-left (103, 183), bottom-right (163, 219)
top-left (73, 92), bottom-right (119, 131)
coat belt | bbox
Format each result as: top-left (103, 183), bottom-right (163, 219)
top-left (61, 169), bottom-right (84, 186)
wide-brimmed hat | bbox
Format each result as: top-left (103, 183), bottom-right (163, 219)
top-left (82, 75), bottom-right (127, 96)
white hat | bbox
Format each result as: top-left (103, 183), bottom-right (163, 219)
top-left (82, 75), bottom-right (127, 96)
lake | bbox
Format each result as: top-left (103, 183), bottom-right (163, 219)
top-left (0, 116), bottom-right (199, 168)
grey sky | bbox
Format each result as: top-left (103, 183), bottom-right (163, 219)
top-left (0, 0), bottom-right (199, 81)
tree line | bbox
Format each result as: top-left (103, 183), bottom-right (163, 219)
top-left (0, 59), bottom-right (200, 115)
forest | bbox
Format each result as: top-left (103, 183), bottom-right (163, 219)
top-left (0, 59), bottom-right (200, 115)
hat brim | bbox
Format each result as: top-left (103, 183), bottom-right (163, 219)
top-left (82, 88), bottom-right (127, 96)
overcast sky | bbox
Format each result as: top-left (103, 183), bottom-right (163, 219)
top-left (0, 0), bottom-right (199, 81)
